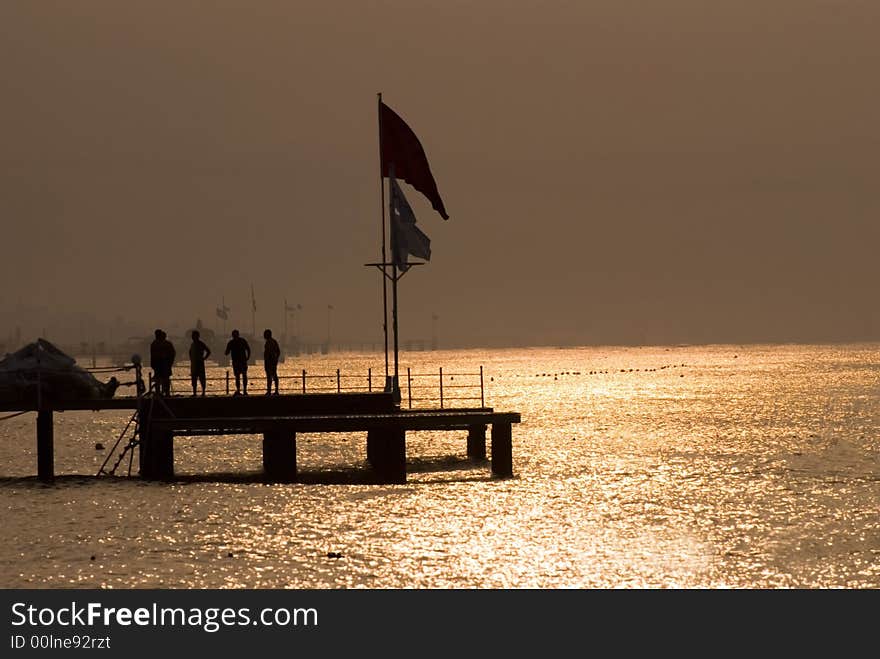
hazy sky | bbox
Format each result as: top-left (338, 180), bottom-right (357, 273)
top-left (2, 1), bottom-right (878, 347)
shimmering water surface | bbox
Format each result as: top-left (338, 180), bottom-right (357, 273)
top-left (1, 344), bottom-right (878, 588)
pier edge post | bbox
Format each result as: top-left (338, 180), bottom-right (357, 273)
top-left (36, 409), bottom-right (54, 481)
top-left (490, 422), bottom-right (513, 477)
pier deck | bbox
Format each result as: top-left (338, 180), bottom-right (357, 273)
top-left (3, 393), bottom-right (521, 483)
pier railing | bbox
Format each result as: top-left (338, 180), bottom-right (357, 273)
top-left (404, 366), bottom-right (485, 409)
top-left (133, 366), bottom-right (486, 409)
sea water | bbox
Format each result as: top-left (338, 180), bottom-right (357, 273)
top-left (1, 344), bottom-right (878, 588)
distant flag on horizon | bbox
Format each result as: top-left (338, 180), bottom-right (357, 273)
top-left (285, 300), bottom-right (302, 313)
top-left (390, 175), bottom-right (431, 273)
top-left (251, 284), bottom-right (257, 313)
top-left (379, 101), bottom-right (449, 221)
top-left (216, 304), bottom-right (230, 320)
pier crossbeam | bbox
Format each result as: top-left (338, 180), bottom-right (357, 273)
top-left (148, 410), bottom-right (520, 434)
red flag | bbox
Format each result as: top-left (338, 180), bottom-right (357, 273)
top-left (380, 101), bottom-right (449, 220)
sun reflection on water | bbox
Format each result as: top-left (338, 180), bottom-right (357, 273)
top-left (1, 343), bottom-right (878, 587)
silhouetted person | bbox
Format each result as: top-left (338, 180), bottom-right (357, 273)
top-left (224, 329), bottom-right (251, 396)
top-left (189, 330), bottom-right (211, 396)
top-left (149, 329), bottom-right (175, 396)
top-left (263, 328), bottom-right (281, 395)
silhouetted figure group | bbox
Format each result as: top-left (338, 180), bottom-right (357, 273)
top-left (147, 327), bottom-right (283, 397)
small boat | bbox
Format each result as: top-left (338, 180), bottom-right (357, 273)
top-left (0, 339), bottom-right (119, 406)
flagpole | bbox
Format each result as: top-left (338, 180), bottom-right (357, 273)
top-left (377, 92), bottom-right (390, 383)
top-left (389, 166), bottom-right (400, 397)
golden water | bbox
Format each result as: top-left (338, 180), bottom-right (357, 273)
top-left (1, 344), bottom-right (878, 588)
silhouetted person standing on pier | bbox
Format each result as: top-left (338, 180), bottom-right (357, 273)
top-left (225, 329), bottom-right (251, 396)
top-left (263, 328), bottom-right (281, 395)
top-left (189, 330), bottom-right (211, 396)
top-left (149, 329), bottom-right (175, 396)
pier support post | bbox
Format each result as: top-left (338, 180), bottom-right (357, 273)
top-left (263, 430), bottom-right (297, 482)
top-left (490, 422), bottom-right (513, 478)
top-left (138, 398), bottom-right (174, 480)
top-left (36, 409), bottom-right (54, 481)
top-left (369, 427), bottom-right (406, 484)
top-left (467, 424), bottom-right (487, 460)
top-left (141, 429), bottom-right (174, 480)
top-left (137, 400), bottom-right (149, 477)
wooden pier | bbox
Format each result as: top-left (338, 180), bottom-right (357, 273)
top-left (2, 393), bottom-right (521, 484)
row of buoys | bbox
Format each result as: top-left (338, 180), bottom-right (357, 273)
top-left (522, 364), bottom-right (689, 378)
